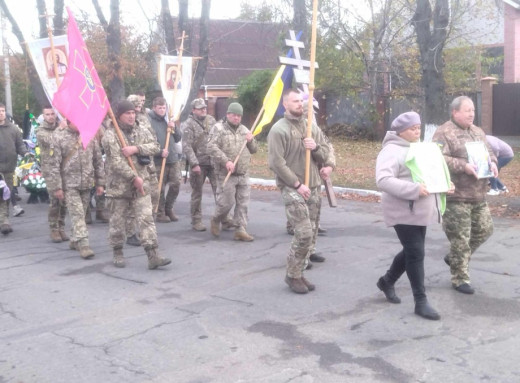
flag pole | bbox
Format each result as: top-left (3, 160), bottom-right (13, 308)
top-left (222, 106), bottom-right (265, 186)
top-left (305, 0), bottom-right (318, 186)
top-left (156, 30), bottom-right (186, 212)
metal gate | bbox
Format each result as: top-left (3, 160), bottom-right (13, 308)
top-left (493, 83), bottom-right (520, 135)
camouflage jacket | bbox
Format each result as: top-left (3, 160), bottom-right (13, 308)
top-left (207, 119), bottom-right (258, 176)
top-left (136, 113), bottom-right (158, 173)
top-left (432, 119), bottom-right (497, 203)
top-left (36, 120), bottom-right (59, 179)
top-left (102, 121), bottom-right (160, 198)
top-left (181, 114), bottom-right (217, 167)
top-left (268, 113), bottom-right (330, 189)
top-left (0, 121), bottom-right (26, 173)
top-left (47, 128), bottom-right (105, 192)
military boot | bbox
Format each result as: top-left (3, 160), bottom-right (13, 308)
top-left (301, 276), bottom-right (316, 291)
top-left (210, 217), bottom-right (221, 237)
top-left (285, 275), bottom-right (309, 294)
top-left (50, 230), bottom-right (62, 243)
top-left (1, 223), bottom-right (12, 235)
top-left (85, 206), bottom-right (93, 224)
top-left (146, 247), bottom-right (171, 270)
top-left (113, 247), bottom-right (125, 268)
top-left (59, 229), bottom-right (69, 242)
top-left (192, 221), bottom-right (207, 231)
top-left (234, 230), bottom-right (254, 242)
top-left (79, 245), bottom-right (95, 259)
top-left (156, 212), bottom-right (171, 223)
top-left (69, 241), bottom-right (77, 250)
top-left (96, 208), bottom-right (109, 223)
top-left (165, 208), bottom-right (178, 222)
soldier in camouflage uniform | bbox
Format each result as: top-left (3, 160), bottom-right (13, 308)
top-left (46, 121), bottom-right (105, 259)
top-left (181, 98), bottom-right (218, 231)
top-left (124, 95), bottom-right (162, 246)
top-left (432, 96), bottom-right (498, 295)
top-left (0, 103), bottom-right (27, 235)
top-left (208, 102), bottom-right (258, 241)
top-left (102, 100), bottom-right (171, 270)
top-left (36, 106), bottom-right (69, 242)
top-left (267, 89), bottom-right (331, 294)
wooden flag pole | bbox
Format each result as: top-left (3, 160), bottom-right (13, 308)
top-left (156, 31), bottom-right (186, 212)
top-left (304, 0), bottom-right (318, 186)
top-left (222, 105), bottom-right (265, 187)
top-left (41, 10), bottom-right (62, 87)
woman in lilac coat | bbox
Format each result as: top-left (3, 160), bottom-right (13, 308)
top-left (375, 112), bottom-right (442, 320)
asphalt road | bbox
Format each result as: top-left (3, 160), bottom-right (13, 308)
top-left (1, 184), bottom-right (520, 383)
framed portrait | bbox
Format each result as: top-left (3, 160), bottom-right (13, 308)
top-left (43, 46), bottom-right (68, 78)
top-left (165, 64), bottom-right (182, 90)
top-left (465, 141), bottom-right (493, 179)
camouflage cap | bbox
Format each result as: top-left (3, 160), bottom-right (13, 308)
top-left (191, 98), bottom-right (207, 109)
top-left (126, 94), bottom-right (140, 108)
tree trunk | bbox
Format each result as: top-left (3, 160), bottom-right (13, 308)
top-left (162, 0), bottom-right (176, 54)
top-left (293, 0), bottom-right (308, 51)
top-left (413, 0), bottom-right (450, 125)
top-left (53, 0), bottom-right (65, 36)
top-left (106, 0), bottom-right (124, 102)
top-left (180, 0), bottom-right (211, 122)
top-left (0, 0), bottom-right (47, 108)
top-left (36, 0), bottom-right (47, 38)
top-left (178, 0), bottom-right (192, 53)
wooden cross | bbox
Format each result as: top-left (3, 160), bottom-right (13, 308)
top-left (279, 30), bottom-right (319, 92)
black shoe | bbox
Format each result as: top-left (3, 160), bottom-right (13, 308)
top-left (453, 283), bottom-right (475, 294)
top-left (444, 255), bottom-right (450, 266)
top-left (377, 277), bottom-right (401, 304)
top-left (305, 262), bottom-right (313, 270)
top-left (317, 227), bottom-right (327, 236)
top-left (126, 234), bottom-right (141, 247)
top-left (309, 253), bottom-right (326, 262)
top-left (415, 300), bottom-right (441, 320)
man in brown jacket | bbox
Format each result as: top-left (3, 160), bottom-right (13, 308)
top-left (432, 96), bottom-right (498, 295)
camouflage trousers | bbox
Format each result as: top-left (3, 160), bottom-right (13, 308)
top-left (48, 195), bottom-right (67, 231)
top-left (126, 170), bottom-right (159, 237)
top-left (0, 172), bottom-right (14, 225)
top-left (443, 201), bottom-right (494, 286)
top-left (189, 165), bottom-right (217, 224)
top-left (65, 189), bottom-right (91, 247)
top-left (213, 173), bottom-right (250, 231)
top-left (108, 194), bottom-right (158, 249)
top-left (284, 186), bottom-right (320, 278)
top-left (156, 162), bottom-right (180, 214)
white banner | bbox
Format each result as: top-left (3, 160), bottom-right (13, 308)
top-left (26, 35), bottom-right (69, 107)
top-left (157, 54), bottom-right (193, 120)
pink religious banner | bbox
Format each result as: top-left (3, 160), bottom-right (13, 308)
top-left (53, 8), bottom-right (108, 148)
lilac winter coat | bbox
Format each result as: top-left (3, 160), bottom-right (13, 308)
top-left (376, 131), bottom-right (442, 227)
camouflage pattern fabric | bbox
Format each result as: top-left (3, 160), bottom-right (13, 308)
top-left (182, 114), bottom-right (217, 167)
top-left (156, 161), bottom-right (180, 214)
top-left (107, 195), bottom-right (157, 249)
top-left (0, 172), bottom-right (14, 225)
top-left (48, 196), bottom-right (67, 231)
top-left (65, 188), bottom-right (91, 246)
top-left (189, 165), bottom-right (217, 224)
top-left (443, 201), bottom-right (494, 286)
top-left (213, 173), bottom-right (250, 231)
top-left (283, 186), bottom-right (320, 278)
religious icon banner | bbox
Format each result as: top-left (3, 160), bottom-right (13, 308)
top-left (157, 54), bottom-right (193, 120)
top-left (465, 141), bottom-right (493, 179)
top-left (26, 35), bottom-right (69, 107)
top-left (405, 142), bottom-right (452, 193)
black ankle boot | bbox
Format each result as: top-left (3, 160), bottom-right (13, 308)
top-left (377, 277), bottom-right (401, 304)
top-left (414, 299), bottom-right (440, 320)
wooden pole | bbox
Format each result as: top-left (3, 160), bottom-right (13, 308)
top-left (156, 31), bottom-right (186, 212)
top-left (222, 105), bottom-right (265, 186)
top-left (304, 0), bottom-right (318, 186)
top-left (41, 11), bottom-right (62, 87)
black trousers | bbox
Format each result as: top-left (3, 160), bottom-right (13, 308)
top-left (384, 224), bottom-right (427, 301)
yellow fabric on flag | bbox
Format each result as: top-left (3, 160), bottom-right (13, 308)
top-left (253, 65), bottom-right (286, 136)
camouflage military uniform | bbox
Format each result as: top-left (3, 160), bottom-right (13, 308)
top-left (0, 119), bottom-right (27, 233)
top-left (36, 120), bottom-right (67, 234)
top-left (181, 113), bottom-right (217, 225)
top-left (102, 120), bottom-right (161, 252)
top-left (268, 112), bottom-right (331, 279)
top-left (46, 128), bottom-right (105, 249)
top-left (433, 120), bottom-right (497, 287)
top-left (208, 119), bottom-right (258, 232)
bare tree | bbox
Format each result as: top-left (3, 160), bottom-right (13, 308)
top-left (180, 0), bottom-right (211, 122)
top-left (162, 0), bottom-right (176, 54)
top-left (53, 0), bottom-right (65, 36)
top-left (0, 0), bottom-right (47, 107)
top-left (412, 0), bottom-right (450, 125)
top-left (92, 0), bottom-right (124, 102)
top-left (293, 0), bottom-right (308, 49)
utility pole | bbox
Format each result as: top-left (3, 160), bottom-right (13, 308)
top-left (1, 8), bottom-right (12, 116)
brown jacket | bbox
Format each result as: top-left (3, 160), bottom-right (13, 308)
top-left (432, 120), bottom-right (496, 203)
